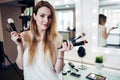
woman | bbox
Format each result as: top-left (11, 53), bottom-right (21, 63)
top-left (98, 14), bottom-right (115, 47)
top-left (11, 1), bottom-right (73, 80)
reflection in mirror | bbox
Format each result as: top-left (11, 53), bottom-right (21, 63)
top-left (55, 4), bottom-right (76, 40)
top-left (98, 0), bottom-right (120, 49)
top-left (55, 4), bottom-right (75, 31)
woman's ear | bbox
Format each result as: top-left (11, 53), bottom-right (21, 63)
top-left (33, 13), bottom-right (36, 20)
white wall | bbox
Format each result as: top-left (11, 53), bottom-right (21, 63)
top-left (0, 4), bottom-right (21, 65)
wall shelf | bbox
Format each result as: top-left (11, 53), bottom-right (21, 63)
top-left (19, 16), bottom-right (31, 20)
top-left (18, 0), bottom-right (34, 7)
top-left (18, 0), bottom-right (34, 31)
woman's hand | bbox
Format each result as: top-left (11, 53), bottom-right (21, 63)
top-left (109, 27), bottom-right (116, 31)
top-left (59, 40), bottom-right (74, 53)
top-left (10, 31), bottom-right (22, 46)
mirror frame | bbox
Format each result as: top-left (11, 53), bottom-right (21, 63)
top-left (75, 0), bottom-right (120, 56)
top-left (96, 0), bottom-right (120, 55)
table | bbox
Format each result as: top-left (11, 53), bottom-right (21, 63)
top-left (61, 60), bottom-right (120, 80)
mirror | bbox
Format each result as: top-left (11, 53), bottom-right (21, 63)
top-left (47, 0), bottom-right (76, 40)
top-left (55, 4), bottom-right (75, 40)
top-left (98, 0), bottom-right (120, 49)
top-left (87, 0), bottom-right (120, 69)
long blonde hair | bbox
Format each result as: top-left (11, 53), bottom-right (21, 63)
top-left (29, 1), bottom-right (58, 64)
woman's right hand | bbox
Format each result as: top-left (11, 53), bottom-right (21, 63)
top-left (10, 31), bottom-right (22, 46)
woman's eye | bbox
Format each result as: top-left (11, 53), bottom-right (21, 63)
top-left (48, 15), bottom-right (53, 19)
top-left (40, 15), bottom-right (44, 17)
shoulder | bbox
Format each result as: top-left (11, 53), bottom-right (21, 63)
top-left (99, 25), bottom-right (106, 30)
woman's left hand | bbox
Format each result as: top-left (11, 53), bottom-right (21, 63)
top-left (59, 40), bottom-right (74, 53)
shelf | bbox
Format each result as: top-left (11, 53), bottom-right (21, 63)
top-left (19, 16), bottom-right (31, 20)
top-left (18, 0), bottom-right (34, 7)
top-left (18, 0), bottom-right (34, 31)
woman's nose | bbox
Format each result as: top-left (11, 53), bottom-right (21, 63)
top-left (44, 17), bottom-right (48, 23)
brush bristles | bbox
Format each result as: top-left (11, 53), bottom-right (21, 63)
top-left (7, 18), bottom-right (14, 23)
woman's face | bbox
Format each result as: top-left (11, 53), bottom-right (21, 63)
top-left (33, 6), bottom-right (52, 31)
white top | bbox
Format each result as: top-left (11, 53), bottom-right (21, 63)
top-left (23, 34), bottom-right (63, 80)
top-left (98, 25), bottom-right (106, 47)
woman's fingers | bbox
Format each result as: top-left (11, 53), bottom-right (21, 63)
top-left (63, 40), bottom-right (73, 51)
top-left (70, 41), bottom-right (74, 49)
top-left (11, 31), bottom-right (17, 35)
top-left (10, 31), bottom-right (22, 45)
top-left (67, 40), bottom-right (72, 50)
top-left (59, 40), bottom-right (74, 53)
